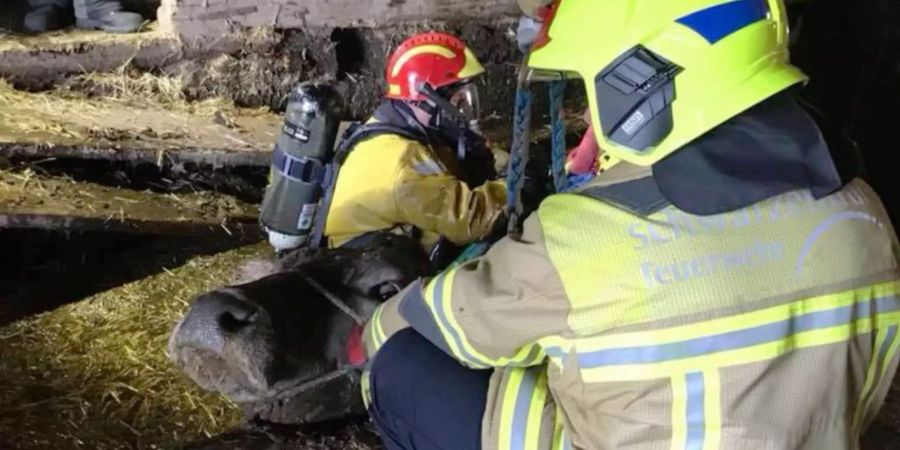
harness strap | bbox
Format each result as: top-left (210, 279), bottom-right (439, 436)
top-left (272, 145), bottom-right (328, 184)
top-left (298, 270), bottom-right (367, 325)
top-left (252, 365), bottom-right (363, 415)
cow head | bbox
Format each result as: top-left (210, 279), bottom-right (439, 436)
top-left (168, 233), bottom-right (428, 424)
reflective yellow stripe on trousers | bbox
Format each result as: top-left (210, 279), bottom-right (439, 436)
top-left (498, 367), bottom-right (551, 450)
top-left (551, 405), bottom-right (572, 450)
top-left (543, 281), bottom-right (900, 450)
top-left (853, 323), bottom-right (900, 437)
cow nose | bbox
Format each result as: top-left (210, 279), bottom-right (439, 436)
top-left (198, 291), bottom-right (259, 333)
top-left (175, 291), bottom-right (261, 354)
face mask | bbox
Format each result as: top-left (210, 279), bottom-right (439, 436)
top-left (448, 82), bottom-right (482, 133)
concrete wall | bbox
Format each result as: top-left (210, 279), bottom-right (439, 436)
top-left (159, 0), bottom-right (519, 39)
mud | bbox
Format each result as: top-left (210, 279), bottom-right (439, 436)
top-left (2, 17), bottom-right (519, 118)
top-left (177, 19), bottom-right (520, 119)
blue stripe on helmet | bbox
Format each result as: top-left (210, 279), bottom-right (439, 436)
top-left (676, 0), bottom-right (770, 44)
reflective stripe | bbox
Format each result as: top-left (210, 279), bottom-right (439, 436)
top-left (499, 369), bottom-right (526, 450)
top-left (423, 268), bottom-right (547, 368)
top-left (577, 283), bottom-right (900, 382)
top-left (542, 338), bottom-right (574, 370)
top-left (575, 282), bottom-right (900, 352)
top-left (412, 159), bottom-right (445, 176)
top-left (672, 370), bottom-right (722, 450)
top-left (579, 295), bottom-right (900, 368)
top-left (545, 347), bottom-right (566, 366)
top-left (360, 367), bottom-right (373, 410)
top-left (676, 0), bottom-right (769, 44)
top-left (424, 269), bottom-right (493, 368)
top-left (551, 410), bottom-right (567, 450)
top-left (853, 325), bottom-right (900, 436)
top-left (391, 45), bottom-right (456, 77)
top-left (369, 303), bottom-right (387, 350)
top-left (685, 372), bottom-right (705, 450)
top-left (510, 368), bottom-right (536, 450)
top-left (500, 367), bottom-right (547, 450)
top-left (703, 370), bottom-right (722, 450)
top-left (398, 279), bottom-right (455, 358)
top-left (524, 370), bottom-right (549, 450)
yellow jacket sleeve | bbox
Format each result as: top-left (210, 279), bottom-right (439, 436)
top-left (364, 213), bottom-right (571, 368)
top-left (393, 141), bottom-right (508, 246)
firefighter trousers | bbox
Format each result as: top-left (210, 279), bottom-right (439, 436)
top-left (368, 328), bottom-right (489, 450)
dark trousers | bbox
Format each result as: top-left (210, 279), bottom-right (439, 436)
top-left (368, 328), bottom-right (491, 450)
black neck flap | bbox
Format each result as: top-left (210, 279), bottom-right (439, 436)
top-left (651, 90), bottom-right (845, 216)
top-left (373, 100), bottom-right (433, 140)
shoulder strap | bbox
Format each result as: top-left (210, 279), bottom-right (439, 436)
top-left (309, 122), bottom-right (431, 249)
top-left (334, 122), bottom-right (431, 164)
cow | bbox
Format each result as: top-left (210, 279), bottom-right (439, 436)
top-left (168, 232), bottom-right (429, 425)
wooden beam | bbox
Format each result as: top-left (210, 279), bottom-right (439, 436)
top-left (0, 170), bottom-right (260, 236)
top-left (0, 83), bottom-right (281, 168)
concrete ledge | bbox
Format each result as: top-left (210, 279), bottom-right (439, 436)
top-left (160, 0), bottom-right (519, 38)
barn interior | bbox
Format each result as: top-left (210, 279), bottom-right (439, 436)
top-left (2, 0), bottom-right (900, 448)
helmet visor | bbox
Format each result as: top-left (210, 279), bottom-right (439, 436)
top-left (447, 82), bottom-right (482, 123)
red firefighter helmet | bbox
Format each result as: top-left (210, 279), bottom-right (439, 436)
top-left (385, 32), bottom-right (485, 102)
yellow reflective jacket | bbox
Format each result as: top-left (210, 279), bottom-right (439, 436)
top-left (364, 162), bottom-right (900, 450)
top-left (324, 125), bottom-right (507, 250)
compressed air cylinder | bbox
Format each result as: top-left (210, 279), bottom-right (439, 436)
top-left (259, 83), bottom-right (340, 251)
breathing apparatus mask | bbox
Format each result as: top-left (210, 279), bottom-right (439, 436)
top-left (416, 80), bottom-right (486, 160)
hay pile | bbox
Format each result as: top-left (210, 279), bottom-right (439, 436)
top-left (50, 65), bottom-right (259, 118)
top-left (0, 76), bottom-right (279, 155)
top-left (0, 243), bottom-right (270, 450)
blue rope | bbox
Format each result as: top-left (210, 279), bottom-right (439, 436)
top-left (453, 81), bottom-right (571, 263)
top-left (505, 86), bottom-right (533, 234)
top-left (549, 80), bottom-right (568, 193)
top-left (450, 241), bottom-right (492, 267)
top-left (449, 85), bottom-right (535, 266)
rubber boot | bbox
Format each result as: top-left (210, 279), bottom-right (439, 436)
top-left (73, 0), bottom-right (143, 33)
top-left (24, 0), bottom-right (73, 33)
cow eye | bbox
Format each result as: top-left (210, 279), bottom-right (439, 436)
top-left (370, 282), bottom-right (402, 301)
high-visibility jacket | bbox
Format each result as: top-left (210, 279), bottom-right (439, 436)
top-left (363, 162), bottom-right (900, 450)
top-left (324, 124), bottom-right (507, 250)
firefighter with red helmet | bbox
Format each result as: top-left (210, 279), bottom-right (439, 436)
top-left (320, 32), bottom-right (507, 253)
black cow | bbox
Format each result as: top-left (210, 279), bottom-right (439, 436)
top-left (168, 232), bottom-right (428, 424)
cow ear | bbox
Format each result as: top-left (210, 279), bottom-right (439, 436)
top-left (231, 259), bottom-right (281, 285)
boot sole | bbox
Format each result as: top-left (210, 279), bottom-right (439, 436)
top-left (76, 17), bottom-right (141, 33)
